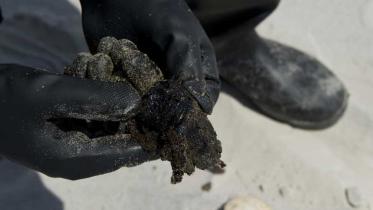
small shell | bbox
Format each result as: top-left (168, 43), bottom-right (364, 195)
top-left (224, 196), bottom-right (272, 210)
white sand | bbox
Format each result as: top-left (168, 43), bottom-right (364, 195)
top-left (0, 0), bottom-right (372, 209)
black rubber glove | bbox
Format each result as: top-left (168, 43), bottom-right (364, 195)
top-left (0, 64), bottom-right (157, 180)
top-left (80, 0), bottom-right (220, 113)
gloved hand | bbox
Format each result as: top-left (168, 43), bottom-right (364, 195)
top-left (80, 0), bottom-right (220, 113)
top-left (0, 64), bottom-right (157, 180)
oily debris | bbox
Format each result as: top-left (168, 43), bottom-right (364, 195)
top-left (208, 163), bottom-right (226, 174)
top-left (64, 37), bottom-right (224, 184)
top-left (201, 182), bottom-right (212, 192)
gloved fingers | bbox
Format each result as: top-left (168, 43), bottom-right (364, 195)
top-left (161, 31), bottom-right (216, 111)
top-left (184, 36), bottom-right (221, 113)
top-left (199, 36), bottom-right (221, 110)
top-left (148, 0), bottom-right (211, 82)
top-left (199, 37), bottom-right (220, 83)
top-left (40, 124), bottom-right (158, 180)
top-left (54, 150), bottom-right (157, 180)
top-left (164, 32), bottom-right (204, 83)
top-left (149, 4), bottom-right (220, 113)
top-left (45, 74), bottom-right (141, 121)
top-left (60, 135), bottom-right (158, 180)
top-left (79, 0), bottom-right (221, 112)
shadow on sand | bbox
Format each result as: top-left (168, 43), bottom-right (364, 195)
top-left (0, 159), bottom-right (63, 210)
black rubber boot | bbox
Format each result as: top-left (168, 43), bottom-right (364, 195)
top-left (188, 0), bottom-right (348, 129)
top-left (212, 29), bottom-right (348, 129)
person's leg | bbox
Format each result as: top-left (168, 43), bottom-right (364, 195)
top-left (186, 0), bottom-right (279, 36)
top-left (187, 0), bottom-right (348, 129)
top-left (0, 0), bottom-right (87, 72)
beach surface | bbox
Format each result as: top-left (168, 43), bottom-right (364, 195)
top-left (0, 0), bottom-right (372, 209)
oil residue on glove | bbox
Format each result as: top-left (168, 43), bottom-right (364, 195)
top-left (63, 37), bottom-right (224, 184)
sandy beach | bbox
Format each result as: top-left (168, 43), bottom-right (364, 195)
top-left (0, 0), bottom-right (372, 209)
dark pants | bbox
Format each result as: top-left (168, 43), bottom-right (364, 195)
top-left (186, 0), bottom-right (280, 36)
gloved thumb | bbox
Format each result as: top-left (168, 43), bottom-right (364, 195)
top-left (47, 74), bottom-right (142, 121)
top-left (0, 64), bottom-right (141, 121)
